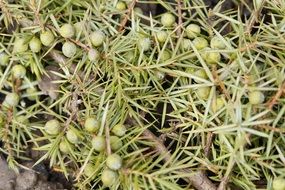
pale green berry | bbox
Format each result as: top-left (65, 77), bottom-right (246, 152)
top-left (110, 136), bottom-right (123, 151)
top-left (26, 87), bottom-right (38, 101)
top-left (84, 163), bottom-right (96, 178)
top-left (124, 51), bottom-right (135, 63)
top-left (13, 38), bottom-right (28, 53)
top-left (156, 31), bottom-right (168, 43)
top-left (160, 50), bottom-right (171, 61)
top-left (248, 91), bottom-right (265, 105)
top-left (62, 41), bottom-right (77, 58)
top-left (91, 136), bottom-right (106, 152)
top-left (138, 37), bottom-right (151, 52)
top-left (192, 37), bottom-right (208, 50)
top-left (40, 30), bottom-right (55, 46)
top-left (211, 96), bottom-right (224, 113)
top-left (116, 1), bottom-right (127, 11)
top-left (45, 119), bottom-right (61, 135)
top-left (193, 69), bottom-right (208, 83)
top-left (15, 115), bottom-right (28, 125)
top-left (90, 31), bottom-right (105, 47)
top-left (88, 49), bottom-right (100, 61)
top-left (66, 129), bottom-right (79, 144)
top-left (4, 93), bottom-right (19, 107)
top-left (273, 177), bottom-right (285, 190)
top-left (181, 38), bottom-right (191, 50)
top-left (254, 0), bottom-right (263, 9)
top-left (161, 12), bottom-right (175, 27)
top-left (59, 24), bottom-right (75, 38)
top-left (112, 124), bottom-right (126, 137)
top-left (210, 36), bottom-right (226, 49)
top-left (186, 24), bottom-right (201, 39)
top-left (11, 65), bottom-right (26, 79)
top-left (84, 117), bottom-right (99, 133)
top-left (59, 140), bottom-right (70, 153)
top-left (205, 50), bottom-right (221, 65)
top-left (101, 168), bottom-right (118, 187)
top-left (134, 7), bottom-right (143, 15)
top-left (74, 21), bottom-right (84, 37)
top-left (155, 70), bottom-right (165, 81)
top-left (29, 37), bottom-right (42, 53)
top-left (0, 52), bottom-right (9, 66)
top-left (196, 87), bottom-right (210, 100)
top-left (106, 153), bottom-right (122, 170)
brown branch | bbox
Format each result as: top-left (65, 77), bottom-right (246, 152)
top-left (118, 0), bottom-right (137, 32)
top-left (212, 65), bottom-right (231, 101)
top-left (176, 0), bottom-right (183, 36)
top-left (267, 81), bottom-right (285, 109)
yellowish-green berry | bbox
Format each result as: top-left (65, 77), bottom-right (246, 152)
top-left (59, 140), bottom-right (70, 153)
top-left (116, 1), bottom-right (127, 11)
top-left (29, 37), bottom-right (42, 53)
top-left (88, 49), bottom-right (100, 61)
top-left (101, 168), bottom-right (118, 187)
top-left (59, 24), bottom-right (75, 38)
top-left (44, 119), bottom-right (61, 135)
top-left (193, 37), bottom-right (208, 50)
top-left (26, 87), bottom-right (37, 101)
top-left (196, 87), bottom-right (210, 100)
top-left (66, 129), bottom-right (79, 144)
top-left (248, 90), bottom-right (265, 105)
top-left (193, 69), bottom-right (208, 83)
top-left (13, 38), bottom-right (28, 53)
top-left (74, 22), bottom-right (84, 37)
top-left (91, 136), bottom-right (106, 152)
top-left (40, 30), bottom-right (55, 46)
top-left (62, 41), bottom-right (77, 58)
top-left (112, 124), bottom-right (127, 137)
top-left (110, 136), bottom-right (123, 151)
top-left (138, 37), bottom-right (151, 52)
top-left (84, 163), bottom-right (96, 178)
top-left (273, 177), bottom-right (285, 190)
top-left (11, 64), bottom-right (26, 79)
top-left (211, 96), bottom-right (224, 113)
top-left (156, 31), bottom-right (168, 43)
top-left (106, 153), bottom-right (122, 170)
top-left (4, 93), bottom-right (20, 107)
top-left (160, 50), bottom-right (171, 61)
top-left (210, 36), bottom-right (226, 49)
top-left (90, 31), bottom-right (105, 47)
top-left (161, 12), bottom-right (175, 27)
top-left (0, 52), bottom-right (9, 66)
top-left (186, 24), bottom-right (201, 39)
top-left (84, 117), bottom-right (99, 133)
top-left (181, 38), bottom-right (191, 50)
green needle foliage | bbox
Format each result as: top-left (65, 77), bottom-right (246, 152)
top-left (0, 0), bottom-right (285, 189)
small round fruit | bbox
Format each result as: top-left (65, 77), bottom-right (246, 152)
top-left (124, 51), bottom-right (135, 63)
top-left (248, 91), bottom-right (265, 105)
top-left (44, 119), bottom-right (61, 135)
top-left (186, 24), bottom-right (201, 39)
top-left (210, 36), bottom-right (226, 49)
top-left (160, 50), bottom-right (171, 61)
top-left (88, 49), bottom-right (100, 61)
top-left (66, 129), bottom-right (79, 144)
top-left (181, 38), bottom-right (191, 50)
top-left (155, 70), bottom-right (165, 81)
top-left (0, 52), bottom-right (9, 66)
top-left (101, 168), bottom-right (118, 187)
top-left (84, 117), bottom-right (99, 133)
top-left (26, 87), bottom-right (37, 101)
top-left (40, 30), bottom-right (55, 46)
top-left (11, 64), bottom-right (26, 79)
top-left (13, 38), bottom-right (28, 53)
top-left (59, 140), bottom-right (70, 153)
top-left (134, 7), bottom-right (143, 15)
top-left (272, 177), bottom-right (285, 190)
top-left (138, 37), bottom-right (151, 52)
top-left (196, 87), bottom-right (210, 100)
top-left (74, 21), bottom-right (84, 37)
top-left (91, 136), bottom-right (106, 152)
top-left (62, 41), bottom-right (77, 58)
top-left (161, 12), bottom-right (175, 27)
top-left (110, 136), bottom-right (123, 151)
top-left (84, 163), bottom-right (96, 178)
top-left (90, 31), bottom-right (105, 47)
top-left (4, 93), bottom-right (19, 107)
top-left (156, 31), bottom-right (168, 43)
top-left (193, 69), bottom-right (208, 83)
top-left (204, 50), bottom-right (221, 65)
top-left (116, 1), bottom-right (127, 11)
top-left (112, 124), bottom-right (126, 137)
top-left (192, 37), bottom-right (208, 50)
top-left (59, 24), bottom-right (75, 38)
top-left (211, 96), bottom-right (224, 113)
top-left (29, 37), bottom-right (42, 53)
top-left (106, 154), bottom-right (122, 170)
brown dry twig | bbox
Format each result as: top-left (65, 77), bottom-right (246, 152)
top-left (176, 0), bottom-right (183, 36)
top-left (118, 0), bottom-right (137, 32)
top-left (267, 81), bottom-right (285, 109)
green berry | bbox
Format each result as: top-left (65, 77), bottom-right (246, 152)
top-left (26, 87), bottom-right (38, 101)
top-left (11, 64), bottom-right (26, 79)
top-left (134, 7), bottom-right (143, 15)
top-left (13, 38), bottom-right (28, 53)
top-left (161, 13), bottom-right (175, 27)
top-left (66, 129), bottom-right (79, 144)
top-left (59, 140), bottom-right (70, 153)
top-left (29, 37), bottom-right (42, 53)
top-left (192, 37), bottom-right (208, 50)
top-left (4, 93), bottom-right (19, 107)
top-left (181, 38), bottom-right (191, 50)
top-left (193, 69), bottom-right (208, 83)
top-left (202, 49), bottom-right (221, 65)
top-left (59, 24), bottom-right (75, 38)
top-left (196, 87), bottom-right (210, 100)
top-left (211, 96), bottom-right (224, 113)
top-left (40, 30), bottom-right (55, 46)
top-left (62, 41), bottom-right (77, 58)
top-left (106, 153), bottom-right (122, 170)
top-left (74, 21), bottom-right (84, 37)
top-left (155, 70), bottom-right (166, 81)
top-left (186, 24), bottom-right (201, 39)
top-left (160, 50), bottom-right (171, 61)
top-left (112, 124), bottom-right (126, 137)
top-left (110, 136), bottom-right (123, 151)
top-left (138, 37), bottom-right (151, 52)
top-left (90, 31), bottom-right (105, 47)
top-left (101, 168), bottom-right (118, 187)
top-left (156, 31), bottom-right (168, 43)
top-left (248, 91), bottom-right (265, 105)
top-left (84, 163), bottom-right (96, 178)
top-left (91, 136), bottom-right (106, 152)
top-left (88, 49), bottom-right (100, 61)
top-left (44, 119), bottom-right (61, 135)
top-left (124, 51), bottom-right (135, 63)
top-left (273, 177), bottom-right (285, 190)
top-left (116, 1), bottom-right (127, 11)
top-left (84, 117), bottom-right (99, 132)
top-left (210, 36), bottom-right (226, 49)
top-left (0, 52), bottom-right (9, 66)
